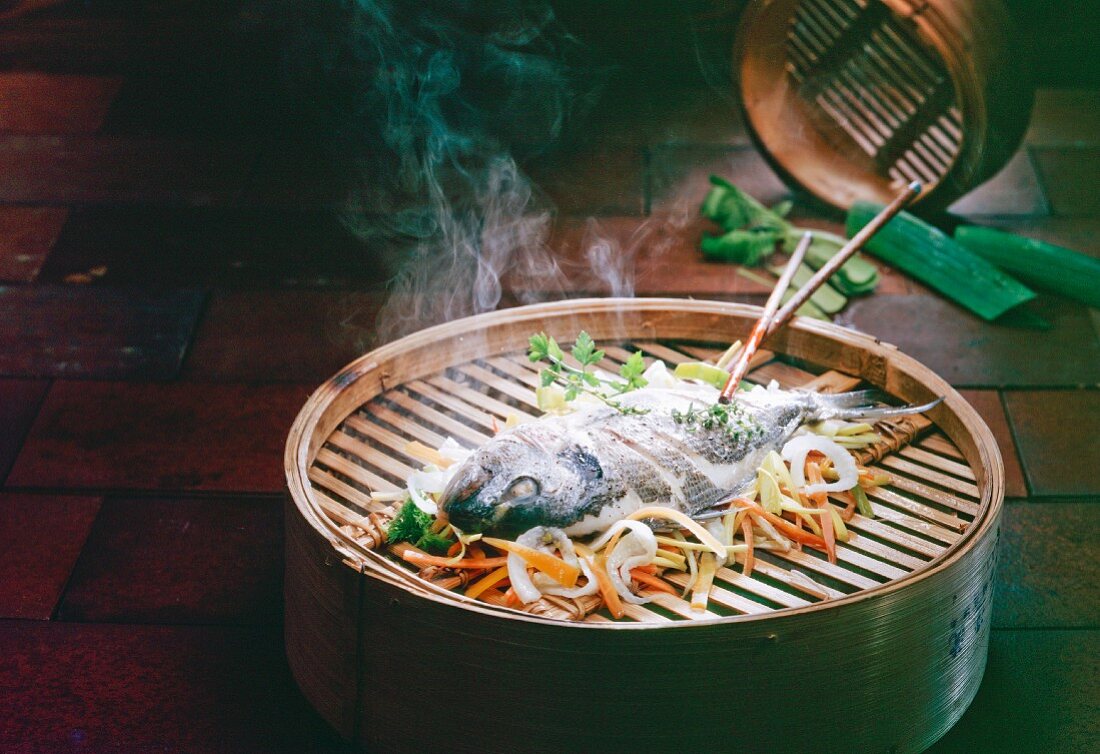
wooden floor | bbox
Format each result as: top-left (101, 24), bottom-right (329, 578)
top-left (0, 3), bottom-right (1097, 752)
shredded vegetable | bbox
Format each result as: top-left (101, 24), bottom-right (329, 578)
top-left (381, 349), bottom-right (905, 619)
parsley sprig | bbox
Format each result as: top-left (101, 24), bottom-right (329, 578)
top-left (528, 331), bottom-right (648, 414)
top-left (671, 402), bottom-right (764, 443)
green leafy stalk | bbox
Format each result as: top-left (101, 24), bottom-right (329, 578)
top-left (528, 331), bottom-right (648, 414)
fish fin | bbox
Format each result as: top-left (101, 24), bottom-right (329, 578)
top-left (836, 396), bottom-right (944, 421)
top-left (804, 391), bottom-right (944, 421)
top-left (801, 389), bottom-right (892, 408)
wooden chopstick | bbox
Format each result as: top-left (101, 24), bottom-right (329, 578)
top-left (765, 181), bottom-right (922, 337)
top-left (717, 181), bottom-right (922, 404)
top-left (718, 231), bottom-right (813, 403)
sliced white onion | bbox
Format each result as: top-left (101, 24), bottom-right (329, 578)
top-left (780, 434), bottom-right (859, 495)
top-left (642, 359), bottom-right (677, 389)
top-left (506, 550), bottom-right (542, 604)
top-left (510, 526), bottom-right (593, 604)
top-left (407, 484), bottom-right (438, 515)
top-left (437, 437), bottom-right (473, 464)
top-left (536, 557), bottom-right (599, 598)
top-left (605, 523), bottom-right (658, 605)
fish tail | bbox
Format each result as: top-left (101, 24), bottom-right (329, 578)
top-left (801, 390), bottom-right (943, 422)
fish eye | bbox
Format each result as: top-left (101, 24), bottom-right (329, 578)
top-left (501, 476), bottom-right (540, 502)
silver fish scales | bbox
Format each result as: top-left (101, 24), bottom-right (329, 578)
top-left (440, 384), bottom-right (938, 537)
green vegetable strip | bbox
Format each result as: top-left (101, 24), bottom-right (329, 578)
top-left (735, 268), bottom-right (830, 320)
top-left (846, 202), bottom-right (1036, 321)
top-left (767, 262), bottom-right (848, 314)
top-left (954, 225), bottom-right (1100, 309)
top-left (792, 230), bottom-right (880, 294)
top-left (703, 176), bottom-right (787, 233)
top-left (701, 228), bottom-right (779, 266)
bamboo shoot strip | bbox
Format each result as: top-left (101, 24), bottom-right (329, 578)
top-left (953, 225), bottom-right (1100, 310)
top-left (846, 203), bottom-right (1036, 320)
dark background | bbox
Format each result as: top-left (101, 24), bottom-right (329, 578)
top-left (0, 1), bottom-right (1096, 752)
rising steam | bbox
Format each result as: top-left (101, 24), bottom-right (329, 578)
top-left (276, 0), bottom-right (613, 342)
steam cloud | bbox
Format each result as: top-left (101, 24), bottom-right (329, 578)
top-left (278, 0), bottom-right (623, 342)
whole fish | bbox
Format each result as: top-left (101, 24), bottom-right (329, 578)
top-left (440, 384), bottom-right (937, 536)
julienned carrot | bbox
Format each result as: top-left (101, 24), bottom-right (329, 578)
top-left (465, 566), bottom-right (510, 600)
top-left (738, 500), bottom-right (828, 550)
top-left (446, 541), bottom-right (463, 558)
top-left (831, 491), bottom-right (858, 521)
top-left (482, 537), bottom-right (580, 588)
top-left (505, 587), bottom-right (520, 607)
top-left (631, 569), bottom-right (677, 595)
top-left (740, 517), bottom-right (755, 577)
top-left (400, 549), bottom-right (508, 570)
top-left (592, 555), bottom-right (625, 619)
top-left (806, 463), bottom-right (837, 564)
top-left (632, 563), bottom-right (658, 575)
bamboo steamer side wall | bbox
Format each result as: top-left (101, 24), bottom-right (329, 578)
top-left (284, 495), bottom-right (363, 738)
top-left (353, 515), bottom-right (999, 753)
top-left (284, 299), bottom-right (1005, 752)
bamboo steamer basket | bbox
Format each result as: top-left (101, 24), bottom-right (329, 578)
top-left (284, 298), bottom-right (1003, 753)
top-left (734, 0), bottom-right (1033, 211)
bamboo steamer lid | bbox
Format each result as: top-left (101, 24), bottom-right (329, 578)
top-left (283, 299), bottom-right (1005, 752)
top-left (735, 0), bottom-right (1033, 211)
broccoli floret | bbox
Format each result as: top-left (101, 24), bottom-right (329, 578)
top-left (387, 500), bottom-right (453, 555)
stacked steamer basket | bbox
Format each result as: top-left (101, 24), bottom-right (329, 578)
top-left (284, 298), bottom-right (1003, 753)
top-left (735, 0), bottom-right (1032, 211)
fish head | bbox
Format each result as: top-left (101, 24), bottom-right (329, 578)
top-left (440, 429), bottom-right (593, 535)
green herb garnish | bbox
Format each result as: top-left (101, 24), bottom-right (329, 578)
top-left (387, 500), bottom-right (452, 554)
top-left (671, 402), bottom-right (765, 443)
top-left (528, 331), bottom-right (648, 414)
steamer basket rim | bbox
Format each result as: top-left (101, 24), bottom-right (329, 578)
top-left (284, 297), bottom-right (1005, 630)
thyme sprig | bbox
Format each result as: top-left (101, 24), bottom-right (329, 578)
top-left (528, 331), bottom-right (648, 414)
top-left (671, 402), bottom-right (765, 443)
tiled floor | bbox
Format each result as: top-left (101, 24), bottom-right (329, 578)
top-left (0, 3), bottom-right (1097, 753)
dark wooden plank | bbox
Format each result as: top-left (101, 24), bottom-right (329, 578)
top-left (59, 495), bottom-right (282, 625)
top-left (7, 381), bottom-right (311, 493)
top-left (0, 73), bottom-right (121, 134)
top-left (1032, 146), bottom-right (1100, 215)
top-left (957, 390), bottom-right (1027, 498)
top-left (504, 214), bottom-right (776, 297)
top-left (580, 80), bottom-right (751, 148)
top-left (0, 135), bottom-right (257, 204)
top-left (0, 620), bottom-right (347, 752)
top-left (0, 378), bottom-right (49, 482)
top-left (0, 285), bottom-right (204, 379)
top-left (0, 206), bottom-right (68, 283)
top-left (41, 206), bottom-right (386, 288)
top-left (0, 17), bottom-right (140, 73)
top-left (0, 493), bottom-right (100, 619)
top-left (929, 630), bottom-right (1099, 753)
top-left (1027, 89), bottom-right (1100, 148)
top-left (183, 290), bottom-right (384, 382)
top-left (525, 145), bottom-right (646, 216)
top-left (648, 145), bottom-right (789, 214)
top-left (994, 501), bottom-right (1100, 630)
top-left (1004, 390), bottom-right (1100, 496)
top-left (842, 294), bottom-right (1100, 388)
top-left (948, 149), bottom-right (1049, 216)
